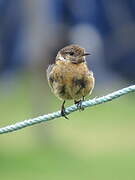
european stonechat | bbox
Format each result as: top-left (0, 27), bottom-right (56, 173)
top-left (47, 44), bottom-right (95, 119)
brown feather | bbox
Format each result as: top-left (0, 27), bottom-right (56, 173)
top-left (47, 60), bottom-right (95, 100)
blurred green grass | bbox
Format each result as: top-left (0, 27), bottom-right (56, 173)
top-left (1, 147), bottom-right (135, 180)
top-left (0, 75), bottom-right (135, 180)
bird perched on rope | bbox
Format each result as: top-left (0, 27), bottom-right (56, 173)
top-left (47, 44), bottom-right (95, 119)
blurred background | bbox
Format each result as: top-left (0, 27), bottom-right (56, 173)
top-left (0, 0), bottom-right (135, 179)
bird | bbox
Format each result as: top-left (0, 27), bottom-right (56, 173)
top-left (47, 44), bottom-right (95, 119)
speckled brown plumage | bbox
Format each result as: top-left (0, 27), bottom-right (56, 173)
top-left (47, 44), bottom-right (95, 118)
top-left (47, 60), bottom-right (94, 100)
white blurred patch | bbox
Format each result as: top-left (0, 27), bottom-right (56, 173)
top-left (69, 24), bottom-right (103, 60)
top-left (57, 53), bottom-right (66, 61)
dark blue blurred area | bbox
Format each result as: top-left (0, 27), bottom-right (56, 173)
top-left (0, 0), bottom-right (25, 76)
top-left (52, 0), bottom-right (111, 34)
top-left (0, 0), bottom-right (135, 82)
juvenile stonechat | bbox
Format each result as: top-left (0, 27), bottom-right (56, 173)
top-left (47, 44), bottom-right (95, 119)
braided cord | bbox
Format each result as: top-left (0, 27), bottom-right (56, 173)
top-left (0, 85), bottom-right (135, 134)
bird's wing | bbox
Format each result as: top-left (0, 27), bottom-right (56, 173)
top-left (46, 64), bottom-right (55, 88)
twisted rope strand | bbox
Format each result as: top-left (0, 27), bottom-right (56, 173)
top-left (0, 85), bottom-right (135, 134)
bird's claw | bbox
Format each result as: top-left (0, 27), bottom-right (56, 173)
top-left (75, 100), bottom-right (84, 111)
top-left (61, 108), bottom-right (68, 119)
top-left (61, 100), bottom-right (69, 119)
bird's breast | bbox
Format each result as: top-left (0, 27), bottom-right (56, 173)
top-left (51, 60), bottom-right (95, 100)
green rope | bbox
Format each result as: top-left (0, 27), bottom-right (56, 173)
top-left (0, 85), bottom-right (135, 134)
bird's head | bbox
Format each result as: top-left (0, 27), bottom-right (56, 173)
top-left (56, 45), bottom-right (90, 64)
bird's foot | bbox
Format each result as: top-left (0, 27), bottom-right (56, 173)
top-left (74, 99), bottom-right (84, 111)
top-left (61, 100), bottom-right (68, 119)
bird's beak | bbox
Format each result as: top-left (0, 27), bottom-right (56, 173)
top-left (82, 53), bottom-right (91, 57)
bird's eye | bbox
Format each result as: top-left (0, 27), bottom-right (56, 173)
top-left (69, 52), bottom-right (74, 56)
